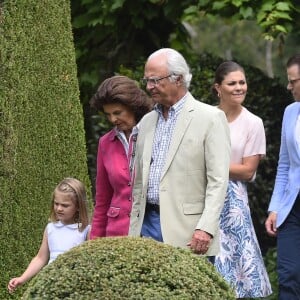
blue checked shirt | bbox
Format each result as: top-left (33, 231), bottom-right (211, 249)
top-left (147, 94), bottom-right (187, 204)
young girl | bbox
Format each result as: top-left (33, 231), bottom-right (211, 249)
top-left (7, 177), bottom-right (90, 293)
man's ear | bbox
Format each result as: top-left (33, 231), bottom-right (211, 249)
top-left (172, 74), bottom-right (182, 85)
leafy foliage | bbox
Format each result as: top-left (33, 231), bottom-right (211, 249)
top-left (71, 0), bottom-right (192, 101)
top-left (23, 237), bottom-right (236, 299)
top-left (71, 0), bottom-right (300, 106)
top-left (191, 0), bottom-right (299, 40)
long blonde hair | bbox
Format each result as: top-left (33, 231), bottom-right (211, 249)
top-left (49, 178), bottom-right (89, 232)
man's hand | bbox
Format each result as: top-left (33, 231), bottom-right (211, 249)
top-left (265, 211), bottom-right (277, 237)
top-left (187, 229), bottom-right (212, 254)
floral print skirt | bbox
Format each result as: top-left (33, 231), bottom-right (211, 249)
top-left (215, 180), bottom-right (272, 298)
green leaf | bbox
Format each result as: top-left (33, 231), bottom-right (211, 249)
top-left (183, 6), bottom-right (201, 22)
top-left (259, 20), bottom-right (274, 28)
top-left (275, 2), bottom-right (291, 11)
top-left (184, 5), bottom-right (200, 15)
top-left (274, 24), bottom-right (288, 33)
top-left (256, 10), bottom-right (267, 23)
top-left (239, 6), bottom-right (253, 19)
top-left (111, 0), bottom-right (126, 10)
top-left (271, 11), bottom-right (292, 21)
top-left (89, 18), bottom-right (104, 27)
top-left (212, 1), bottom-right (227, 10)
top-left (197, 0), bottom-right (211, 7)
top-left (232, 0), bottom-right (244, 7)
top-left (261, 1), bottom-right (275, 12)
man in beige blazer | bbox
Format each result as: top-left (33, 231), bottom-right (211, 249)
top-left (129, 48), bottom-right (230, 257)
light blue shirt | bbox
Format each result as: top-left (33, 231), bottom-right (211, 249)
top-left (147, 95), bottom-right (187, 204)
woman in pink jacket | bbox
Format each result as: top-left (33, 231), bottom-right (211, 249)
top-left (89, 76), bottom-right (153, 238)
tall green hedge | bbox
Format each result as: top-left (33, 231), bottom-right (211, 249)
top-left (0, 1), bottom-right (91, 299)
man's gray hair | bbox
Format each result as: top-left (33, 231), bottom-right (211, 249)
top-left (147, 48), bottom-right (192, 89)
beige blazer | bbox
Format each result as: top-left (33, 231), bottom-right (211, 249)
top-left (129, 93), bottom-right (230, 255)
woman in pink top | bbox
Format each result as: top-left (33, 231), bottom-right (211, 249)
top-left (212, 61), bottom-right (272, 298)
top-left (89, 76), bottom-right (153, 238)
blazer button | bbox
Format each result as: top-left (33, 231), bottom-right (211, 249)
top-left (127, 182), bottom-right (131, 186)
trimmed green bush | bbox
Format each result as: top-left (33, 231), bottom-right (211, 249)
top-left (0, 1), bottom-right (91, 299)
top-left (23, 237), bottom-right (235, 299)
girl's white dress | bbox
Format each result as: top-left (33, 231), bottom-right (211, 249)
top-left (215, 107), bottom-right (272, 298)
top-left (47, 221), bottom-right (90, 264)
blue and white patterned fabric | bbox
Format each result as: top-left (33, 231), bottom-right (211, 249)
top-left (215, 181), bottom-right (272, 298)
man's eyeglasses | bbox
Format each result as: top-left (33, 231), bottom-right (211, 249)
top-left (287, 78), bottom-right (300, 86)
top-left (141, 74), bottom-right (172, 87)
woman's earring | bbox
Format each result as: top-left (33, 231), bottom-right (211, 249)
top-left (217, 92), bottom-right (220, 98)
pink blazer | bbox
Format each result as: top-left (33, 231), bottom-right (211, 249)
top-left (90, 129), bottom-right (133, 238)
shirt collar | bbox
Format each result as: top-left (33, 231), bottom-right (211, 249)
top-left (53, 221), bottom-right (79, 229)
top-left (113, 124), bottom-right (138, 139)
top-left (154, 92), bottom-right (188, 115)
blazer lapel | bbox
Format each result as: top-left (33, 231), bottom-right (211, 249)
top-left (160, 95), bottom-right (194, 180)
top-left (142, 113), bottom-right (158, 187)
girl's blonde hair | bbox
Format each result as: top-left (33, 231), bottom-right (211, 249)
top-left (49, 178), bottom-right (89, 232)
